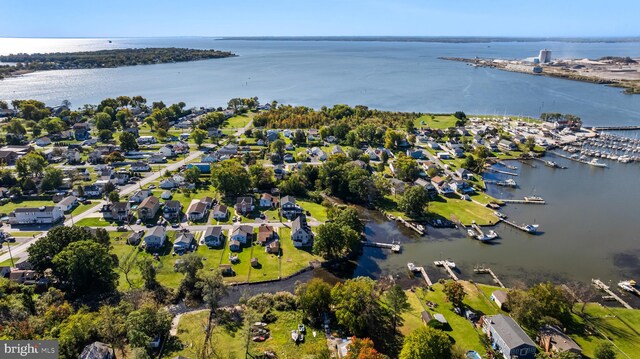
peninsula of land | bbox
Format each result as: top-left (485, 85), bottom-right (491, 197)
top-left (441, 56), bottom-right (640, 94)
top-left (0, 47), bottom-right (236, 79)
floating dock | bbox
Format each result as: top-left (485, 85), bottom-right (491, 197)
top-left (363, 241), bottom-right (401, 253)
top-left (499, 219), bottom-right (539, 234)
top-left (435, 261), bottom-right (459, 281)
top-left (474, 265), bottom-right (505, 288)
top-left (395, 217), bottom-right (426, 235)
top-left (591, 279), bottom-right (633, 309)
top-left (487, 168), bottom-right (518, 176)
top-left (498, 198), bottom-right (546, 205)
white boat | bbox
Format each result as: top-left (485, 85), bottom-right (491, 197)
top-left (407, 262), bottom-right (416, 271)
top-left (493, 211), bottom-right (507, 219)
top-left (524, 224), bottom-right (539, 233)
top-left (485, 230), bottom-right (499, 239)
top-left (291, 330), bottom-right (299, 342)
top-left (467, 229), bottom-right (477, 237)
top-left (524, 196), bottom-right (544, 202)
top-left (433, 260), bottom-right (445, 267)
top-left (445, 260), bottom-right (456, 268)
top-left (618, 281), bottom-right (635, 293)
top-left (588, 159), bottom-right (607, 168)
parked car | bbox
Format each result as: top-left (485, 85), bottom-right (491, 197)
top-left (117, 226), bottom-right (127, 232)
top-left (136, 218), bottom-right (142, 225)
top-left (148, 185), bottom-right (156, 189)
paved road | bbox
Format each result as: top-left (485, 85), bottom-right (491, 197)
top-left (0, 150), bottom-right (204, 263)
top-left (101, 218), bottom-right (323, 234)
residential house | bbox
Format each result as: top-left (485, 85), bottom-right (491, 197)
top-left (9, 206), bottom-right (64, 225)
top-left (173, 231), bottom-right (195, 254)
top-left (160, 190), bottom-right (172, 200)
top-left (234, 196), bottom-right (254, 215)
top-left (421, 311), bottom-right (434, 326)
top-left (260, 193), bottom-right (279, 208)
top-left (266, 240), bottom-right (280, 254)
top-left (229, 240), bottom-right (241, 252)
top-left (0, 150), bottom-right (19, 165)
top-left (291, 215), bottom-right (313, 247)
top-left (163, 200), bottom-right (182, 221)
top-left (201, 153), bottom-right (217, 163)
top-left (257, 225), bottom-right (275, 246)
top-left (482, 314), bottom-right (536, 359)
top-left (157, 144), bottom-right (175, 157)
top-left (331, 145), bottom-right (344, 155)
top-left (35, 137), bottom-right (51, 147)
top-left (437, 152), bottom-right (451, 160)
top-left (451, 180), bottom-right (475, 194)
top-left (365, 147), bottom-right (379, 161)
top-left (390, 178), bottom-right (407, 196)
top-left (114, 172), bottom-right (130, 185)
top-left (499, 139), bottom-right (517, 152)
top-left (129, 189), bottom-right (152, 204)
top-left (211, 204), bottom-right (228, 220)
top-left (283, 153), bottom-right (294, 162)
top-left (138, 196), bottom-right (160, 221)
top-left (427, 141), bottom-right (441, 150)
top-left (80, 342), bottom-right (116, 359)
top-left (202, 226), bottom-right (224, 248)
top-left (230, 224), bottom-right (253, 245)
top-left (309, 147), bottom-right (327, 161)
top-left (55, 195), bottom-right (78, 212)
top-left (455, 168), bottom-right (473, 180)
top-left (490, 290), bottom-right (509, 310)
top-left (538, 325), bottom-right (582, 357)
top-left (78, 184), bottom-right (102, 198)
top-left (200, 197), bottom-right (214, 209)
top-left (179, 133), bottom-right (190, 141)
top-left (406, 148), bottom-right (424, 159)
top-left (143, 226), bottom-right (166, 249)
top-left (280, 195), bottom-right (301, 219)
top-left (110, 202), bottom-right (132, 222)
top-left (131, 162), bottom-right (151, 172)
top-left (159, 178), bottom-right (177, 189)
top-left (307, 128), bottom-right (319, 141)
top-left (66, 149), bottom-right (82, 164)
top-left (137, 136), bottom-right (156, 145)
top-left (9, 269), bottom-right (39, 285)
top-left (147, 155), bottom-right (167, 164)
top-left (73, 123), bottom-right (91, 141)
top-left (187, 201), bottom-right (208, 221)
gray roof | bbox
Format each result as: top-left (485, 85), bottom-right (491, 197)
top-left (292, 215), bottom-right (309, 233)
top-left (486, 314), bottom-right (536, 349)
top-left (281, 195), bottom-right (296, 206)
top-left (57, 196), bottom-right (77, 207)
top-left (164, 200), bottom-right (182, 209)
top-left (175, 232), bottom-right (194, 245)
top-left (80, 341), bottom-right (115, 359)
top-left (539, 325), bottom-right (581, 352)
top-left (146, 226), bottom-right (166, 238)
top-left (492, 290), bottom-right (509, 303)
top-left (14, 206), bottom-right (57, 213)
top-left (112, 202), bottom-right (130, 211)
top-left (203, 226), bottom-right (222, 238)
top-left (433, 313), bottom-right (448, 324)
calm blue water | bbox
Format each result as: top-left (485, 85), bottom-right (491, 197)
top-left (1, 37), bottom-right (639, 126)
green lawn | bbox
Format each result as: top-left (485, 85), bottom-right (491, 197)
top-left (0, 200), bottom-right (54, 215)
top-left (297, 200), bottom-right (328, 222)
top-left (224, 114), bottom-right (253, 129)
top-left (5, 231), bottom-right (42, 237)
top-left (75, 217), bottom-right (114, 227)
top-left (414, 115), bottom-right (459, 130)
top-left (428, 196), bottom-right (498, 226)
top-left (70, 203), bottom-right (96, 216)
top-left (278, 228), bottom-right (320, 277)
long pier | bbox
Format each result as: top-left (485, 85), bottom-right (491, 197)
top-left (498, 199), bottom-right (546, 205)
top-left (487, 168), bottom-right (518, 176)
top-left (500, 219), bottom-right (537, 234)
top-left (592, 279), bottom-right (633, 309)
top-left (592, 125), bottom-right (640, 131)
top-left (363, 241), bottom-right (401, 252)
top-left (414, 266), bottom-right (433, 286)
top-left (443, 264), bottom-right (459, 281)
top-left (474, 265), bottom-right (505, 288)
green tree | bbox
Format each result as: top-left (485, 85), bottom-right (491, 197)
top-left (394, 155), bottom-right (420, 182)
top-left (191, 128), bottom-right (207, 147)
top-left (94, 112), bottom-right (113, 130)
top-left (119, 131), bottom-right (139, 152)
top-left (5, 118), bottom-right (27, 137)
top-left (385, 285), bottom-right (410, 330)
top-left (126, 304), bottom-right (172, 349)
top-left (442, 281), bottom-right (466, 308)
top-left (594, 343), bottom-right (617, 359)
top-left (270, 139), bottom-right (286, 159)
top-left (331, 277), bottom-right (381, 337)
top-left (399, 326), bottom-right (452, 359)
top-left (292, 129), bottom-right (307, 145)
top-left (52, 240), bottom-right (118, 296)
top-left (98, 129), bottom-right (112, 142)
top-left (40, 167), bottom-right (64, 191)
top-left (211, 160), bottom-right (251, 196)
top-left (398, 186), bottom-right (429, 216)
top-left (184, 166), bottom-right (201, 185)
top-left (57, 309), bottom-right (100, 359)
top-left (98, 303), bottom-right (131, 358)
top-left (108, 191), bottom-right (120, 203)
top-left (329, 207), bottom-right (365, 234)
top-left (16, 152), bottom-right (48, 178)
top-left (313, 222), bottom-right (360, 259)
top-left (384, 129), bottom-right (404, 150)
top-left (28, 226), bottom-right (107, 272)
top-left (249, 164), bottom-right (275, 190)
top-left (41, 117), bottom-right (67, 134)
top-left (175, 253), bottom-right (204, 301)
top-left (296, 278), bottom-right (332, 324)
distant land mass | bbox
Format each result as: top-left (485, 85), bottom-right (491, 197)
top-left (0, 47), bottom-right (236, 79)
top-left (220, 36), bottom-right (640, 43)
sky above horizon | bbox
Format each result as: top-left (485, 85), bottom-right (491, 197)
top-left (3, 0), bottom-right (639, 38)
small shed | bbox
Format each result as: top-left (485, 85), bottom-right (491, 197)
top-left (421, 311), bottom-right (433, 325)
top-left (491, 290), bottom-right (509, 309)
top-left (433, 313), bottom-right (448, 325)
top-left (251, 258), bottom-right (259, 267)
top-left (219, 264), bottom-right (233, 276)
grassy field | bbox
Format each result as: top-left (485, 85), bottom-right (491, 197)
top-left (6, 231), bottom-right (42, 237)
top-left (428, 196), bottom-right (498, 226)
top-left (75, 217), bottom-right (114, 227)
top-left (400, 281), bottom-right (501, 353)
top-left (297, 200), bottom-right (328, 222)
top-left (70, 203), bottom-right (96, 216)
top-left (571, 303), bottom-right (640, 358)
top-left (414, 115), bottom-right (459, 130)
top-left (0, 200), bottom-right (53, 215)
top-left (173, 308), bottom-right (327, 359)
top-left (224, 114), bottom-right (253, 129)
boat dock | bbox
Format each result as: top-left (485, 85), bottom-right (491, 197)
top-left (500, 219), bottom-right (538, 234)
top-left (517, 159), bottom-right (537, 168)
top-left (412, 265), bottom-right (433, 286)
top-left (471, 223), bottom-right (484, 237)
top-left (434, 261), bottom-right (459, 281)
top-left (498, 198), bottom-right (546, 205)
top-left (591, 279), bottom-right (633, 309)
top-left (592, 125), bottom-right (640, 131)
top-left (363, 241), bottom-right (401, 253)
top-left (474, 265), bottom-right (505, 288)
top-left (487, 168), bottom-right (518, 176)
top-left (395, 216), bottom-right (426, 235)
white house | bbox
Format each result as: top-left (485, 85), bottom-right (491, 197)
top-left (211, 204), bottom-right (229, 220)
top-left (291, 216), bottom-right (313, 247)
top-left (129, 189), bottom-right (152, 204)
top-left (157, 145), bottom-right (175, 157)
top-left (35, 137), bottom-right (52, 147)
top-left (137, 136), bottom-right (157, 145)
top-left (159, 179), bottom-right (177, 189)
top-left (130, 162), bottom-right (151, 172)
top-left (143, 226), bottom-right (166, 249)
top-left (202, 226), bottom-right (224, 248)
top-left (55, 196), bottom-right (78, 212)
top-left (10, 206), bottom-right (64, 225)
top-left (230, 224), bottom-right (252, 244)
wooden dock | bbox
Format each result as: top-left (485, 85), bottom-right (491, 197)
top-left (487, 168), bottom-right (518, 176)
top-left (592, 279), bottom-right (633, 309)
top-left (498, 199), bottom-right (546, 205)
top-left (500, 219), bottom-right (537, 234)
top-left (363, 241), bottom-right (401, 252)
top-left (414, 266), bottom-right (433, 286)
top-left (474, 265), bottom-right (505, 288)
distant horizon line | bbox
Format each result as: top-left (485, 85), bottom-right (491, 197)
top-left (1, 35), bottom-right (640, 43)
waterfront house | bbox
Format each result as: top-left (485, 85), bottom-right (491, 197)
top-left (390, 178), bottom-right (407, 196)
top-left (211, 204), bottom-right (229, 220)
top-left (280, 195), bottom-right (301, 219)
top-left (129, 189), bottom-right (152, 204)
top-left (291, 215), bottom-right (313, 247)
top-left (257, 225), bottom-right (275, 246)
top-left (143, 226), bottom-right (166, 250)
top-left (230, 224), bottom-right (253, 245)
top-left (499, 140), bottom-right (518, 152)
top-left (173, 231), bottom-right (195, 254)
top-left (9, 206), bottom-right (64, 225)
top-left (234, 196), bottom-right (254, 215)
top-left (203, 226), bottom-right (224, 248)
top-left (455, 168), bottom-right (473, 180)
top-left (482, 314), bottom-right (536, 359)
top-left (163, 200), bottom-right (183, 221)
top-left (187, 201), bottom-right (208, 221)
top-left (131, 162), bottom-right (151, 172)
top-left (138, 196), bottom-right (160, 221)
top-left (260, 193), bottom-right (279, 208)
top-left (451, 180), bottom-right (475, 194)
top-left (490, 290), bottom-right (509, 309)
top-left (55, 195), bottom-right (78, 212)
top-left (538, 325), bottom-right (582, 356)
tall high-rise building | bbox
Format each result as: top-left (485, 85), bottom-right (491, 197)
top-left (538, 49), bottom-right (552, 63)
